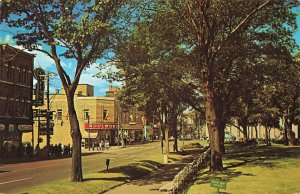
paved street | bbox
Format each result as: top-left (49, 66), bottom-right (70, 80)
top-left (0, 142), bottom-right (162, 193)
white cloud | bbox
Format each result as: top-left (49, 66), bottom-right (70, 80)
top-left (3, 35), bottom-right (13, 43)
top-left (33, 51), bottom-right (55, 70)
top-left (61, 61), bottom-right (72, 69)
top-left (79, 63), bottom-right (122, 96)
top-left (12, 45), bottom-right (56, 70)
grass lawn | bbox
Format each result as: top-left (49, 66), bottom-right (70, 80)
top-left (13, 161), bottom-right (162, 194)
top-left (12, 155), bottom-right (165, 194)
top-left (11, 140), bottom-right (205, 194)
top-left (187, 144), bottom-right (300, 194)
top-left (11, 144), bottom-right (187, 194)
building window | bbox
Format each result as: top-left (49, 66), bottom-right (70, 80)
top-left (84, 109), bottom-right (89, 120)
top-left (103, 110), bottom-right (108, 120)
top-left (7, 65), bottom-right (10, 81)
top-left (19, 66), bottom-right (23, 83)
top-left (57, 109), bottom-right (62, 120)
top-left (0, 63), bottom-right (2, 80)
top-left (23, 96), bottom-right (27, 116)
top-left (18, 68), bottom-right (21, 83)
top-left (24, 66), bottom-right (28, 85)
top-left (7, 61), bottom-right (13, 82)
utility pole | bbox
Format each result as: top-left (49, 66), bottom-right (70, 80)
top-left (38, 114), bottom-right (40, 148)
top-left (46, 72), bottom-right (50, 159)
top-left (117, 104), bottom-right (120, 147)
top-left (88, 114), bottom-right (90, 151)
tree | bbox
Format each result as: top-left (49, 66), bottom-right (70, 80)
top-left (156, 0), bottom-right (297, 171)
top-left (1, 0), bottom-right (127, 182)
top-left (101, 20), bottom-right (202, 155)
top-left (133, 0), bottom-right (298, 171)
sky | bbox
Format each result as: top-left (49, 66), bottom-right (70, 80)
top-left (0, 32), bottom-right (122, 96)
top-left (0, 10), bottom-right (300, 96)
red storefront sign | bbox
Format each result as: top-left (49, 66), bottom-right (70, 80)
top-left (85, 123), bottom-right (116, 130)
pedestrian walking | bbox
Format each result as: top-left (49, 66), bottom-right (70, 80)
top-left (105, 141), bottom-right (109, 150)
top-left (101, 140), bottom-right (105, 151)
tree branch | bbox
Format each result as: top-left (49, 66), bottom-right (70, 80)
top-left (216, 0), bottom-right (271, 54)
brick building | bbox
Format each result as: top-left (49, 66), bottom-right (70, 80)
top-left (0, 44), bottom-right (34, 157)
top-left (23, 84), bottom-right (146, 148)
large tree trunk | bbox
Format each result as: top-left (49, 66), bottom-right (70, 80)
top-left (286, 122), bottom-right (294, 146)
top-left (165, 124), bottom-right (169, 154)
top-left (204, 85), bottom-right (223, 171)
top-left (283, 117), bottom-right (294, 146)
top-left (298, 123), bottom-right (300, 140)
top-left (255, 126), bottom-right (258, 139)
top-left (67, 96), bottom-right (83, 182)
top-left (160, 120), bottom-right (164, 155)
top-left (265, 126), bottom-right (271, 146)
top-left (217, 119), bottom-right (226, 154)
top-left (284, 125), bottom-right (288, 145)
top-left (172, 113), bottom-right (179, 152)
top-left (241, 124), bottom-right (248, 143)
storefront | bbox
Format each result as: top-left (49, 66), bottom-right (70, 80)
top-left (83, 123), bottom-right (117, 147)
top-left (122, 123), bottom-right (144, 143)
top-left (0, 123), bottom-right (33, 158)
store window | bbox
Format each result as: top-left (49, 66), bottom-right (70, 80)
top-left (84, 109), bottom-right (89, 120)
top-left (103, 110), bottom-right (108, 120)
top-left (57, 109), bottom-right (62, 120)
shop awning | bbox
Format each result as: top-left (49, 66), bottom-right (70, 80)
top-left (82, 131), bottom-right (98, 139)
top-left (122, 123), bottom-right (143, 130)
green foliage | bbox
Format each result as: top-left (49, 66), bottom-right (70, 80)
top-left (2, 0), bottom-right (127, 66)
top-left (1, 0), bottom-right (130, 181)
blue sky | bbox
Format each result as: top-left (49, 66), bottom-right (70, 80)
top-left (0, 30), bottom-right (122, 96)
top-left (1, 13), bottom-right (300, 96)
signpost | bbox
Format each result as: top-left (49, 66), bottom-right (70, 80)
top-left (210, 179), bottom-right (227, 194)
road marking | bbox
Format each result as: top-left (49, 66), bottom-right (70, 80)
top-left (0, 177), bottom-right (33, 185)
top-left (0, 162), bottom-right (71, 174)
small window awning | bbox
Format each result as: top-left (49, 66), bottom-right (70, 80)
top-left (82, 131), bottom-right (98, 139)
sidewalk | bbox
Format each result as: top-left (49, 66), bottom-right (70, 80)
top-left (103, 145), bottom-right (202, 194)
top-left (104, 162), bottom-right (186, 194)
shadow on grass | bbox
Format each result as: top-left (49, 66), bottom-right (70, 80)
top-left (130, 163), bottom-right (186, 186)
top-left (84, 176), bottom-right (129, 182)
top-left (195, 145), bottom-right (300, 187)
top-left (84, 160), bottom-right (162, 183)
top-left (83, 158), bottom-right (188, 186)
top-left (224, 145), bottom-right (300, 169)
top-left (196, 168), bottom-right (255, 185)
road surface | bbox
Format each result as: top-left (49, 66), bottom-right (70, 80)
top-left (0, 141), bottom-right (162, 193)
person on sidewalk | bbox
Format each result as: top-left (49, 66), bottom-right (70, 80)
top-left (105, 141), bottom-right (110, 150)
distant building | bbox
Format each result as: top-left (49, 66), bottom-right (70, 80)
top-left (0, 44), bottom-right (35, 157)
top-left (105, 85), bottom-right (119, 97)
top-left (23, 84), bottom-right (146, 148)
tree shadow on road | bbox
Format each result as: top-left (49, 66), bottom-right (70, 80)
top-left (0, 170), bottom-right (11, 173)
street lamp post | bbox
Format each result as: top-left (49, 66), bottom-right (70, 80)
top-left (88, 114), bottom-right (90, 151)
top-left (117, 106), bottom-right (120, 147)
top-left (46, 73), bottom-right (50, 159)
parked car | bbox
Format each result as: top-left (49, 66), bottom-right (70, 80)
top-left (224, 132), bottom-right (236, 142)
